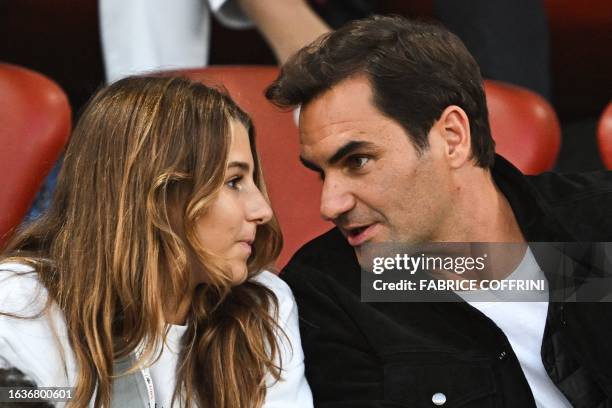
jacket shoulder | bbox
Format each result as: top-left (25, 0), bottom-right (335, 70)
top-left (282, 228), bottom-right (359, 289)
top-left (527, 170), bottom-right (612, 240)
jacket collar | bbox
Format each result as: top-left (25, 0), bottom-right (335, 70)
top-left (491, 154), bottom-right (576, 242)
top-left (491, 155), bottom-right (594, 299)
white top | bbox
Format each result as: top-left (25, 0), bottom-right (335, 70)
top-left (464, 248), bottom-right (572, 408)
top-left (99, 0), bottom-right (253, 83)
top-left (148, 324), bottom-right (187, 407)
top-left (0, 263), bottom-right (313, 407)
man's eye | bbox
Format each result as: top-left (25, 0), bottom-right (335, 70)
top-left (226, 176), bottom-right (243, 190)
top-left (346, 155), bottom-right (370, 169)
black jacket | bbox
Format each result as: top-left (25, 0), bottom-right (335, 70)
top-left (282, 155), bottom-right (612, 407)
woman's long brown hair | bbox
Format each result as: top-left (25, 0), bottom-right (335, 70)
top-left (1, 76), bottom-right (284, 407)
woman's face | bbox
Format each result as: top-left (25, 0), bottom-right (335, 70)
top-left (195, 121), bottom-right (273, 284)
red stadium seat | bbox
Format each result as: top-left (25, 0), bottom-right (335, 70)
top-left (597, 103), bottom-right (612, 170)
top-left (177, 67), bottom-right (561, 266)
top-left (485, 80), bottom-right (561, 174)
top-left (0, 63), bottom-right (71, 247)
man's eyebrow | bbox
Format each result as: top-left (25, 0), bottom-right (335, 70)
top-left (227, 161), bottom-right (250, 172)
top-left (299, 140), bottom-right (376, 174)
top-left (299, 156), bottom-right (322, 173)
top-left (327, 140), bottom-right (375, 165)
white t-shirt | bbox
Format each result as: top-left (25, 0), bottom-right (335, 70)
top-left (148, 324), bottom-right (187, 407)
top-left (461, 248), bottom-right (572, 408)
top-left (99, 0), bottom-right (253, 83)
top-left (0, 263), bottom-right (313, 407)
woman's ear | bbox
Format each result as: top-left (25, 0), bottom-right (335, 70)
top-left (436, 105), bottom-right (472, 169)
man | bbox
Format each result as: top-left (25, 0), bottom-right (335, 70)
top-left (265, 15), bottom-right (612, 407)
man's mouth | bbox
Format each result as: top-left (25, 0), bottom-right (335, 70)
top-left (343, 223), bottom-right (380, 246)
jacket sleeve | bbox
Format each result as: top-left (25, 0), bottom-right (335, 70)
top-left (282, 264), bottom-right (408, 408)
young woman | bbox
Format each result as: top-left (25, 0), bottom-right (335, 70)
top-left (0, 76), bottom-right (312, 407)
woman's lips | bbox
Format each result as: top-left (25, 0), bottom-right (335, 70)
top-left (237, 241), bottom-right (252, 254)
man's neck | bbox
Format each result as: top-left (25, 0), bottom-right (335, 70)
top-left (431, 168), bottom-right (527, 280)
top-left (447, 168), bottom-right (525, 243)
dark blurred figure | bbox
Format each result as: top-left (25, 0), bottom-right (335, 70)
top-left (0, 362), bottom-right (54, 408)
top-left (312, 0), bottom-right (551, 100)
top-left (435, 0), bottom-right (551, 100)
top-left (310, 0), bottom-right (376, 28)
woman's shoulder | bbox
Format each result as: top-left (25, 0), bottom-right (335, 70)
top-left (0, 262), bottom-right (75, 388)
top-left (0, 262), bottom-right (35, 273)
top-left (0, 262), bottom-right (48, 315)
top-left (251, 270), bottom-right (294, 304)
top-left (252, 272), bottom-right (314, 406)
top-left (250, 270), bottom-right (299, 328)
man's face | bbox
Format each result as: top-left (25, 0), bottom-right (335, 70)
top-left (299, 76), bottom-right (455, 260)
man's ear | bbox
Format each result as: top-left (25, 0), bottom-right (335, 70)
top-left (436, 105), bottom-right (471, 169)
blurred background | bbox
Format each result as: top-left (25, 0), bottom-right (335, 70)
top-left (1, 0), bottom-right (610, 171)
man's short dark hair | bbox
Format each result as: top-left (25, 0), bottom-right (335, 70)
top-left (266, 15), bottom-right (495, 168)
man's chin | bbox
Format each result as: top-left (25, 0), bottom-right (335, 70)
top-left (352, 241), bottom-right (381, 270)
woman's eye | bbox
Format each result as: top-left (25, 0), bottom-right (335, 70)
top-left (226, 176), bottom-right (243, 190)
top-left (347, 155), bottom-right (370, 169)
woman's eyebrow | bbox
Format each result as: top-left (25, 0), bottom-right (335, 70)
top-left (227, 161), bottom-right (250, 171)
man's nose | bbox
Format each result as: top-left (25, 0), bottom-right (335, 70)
top-left (247, 188), bottom-right (273, 225)
top-left (320, 178), bottom-right (355, 222)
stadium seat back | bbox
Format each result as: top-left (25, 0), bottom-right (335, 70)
top-left (0, 63), bottom-right (71, 247)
